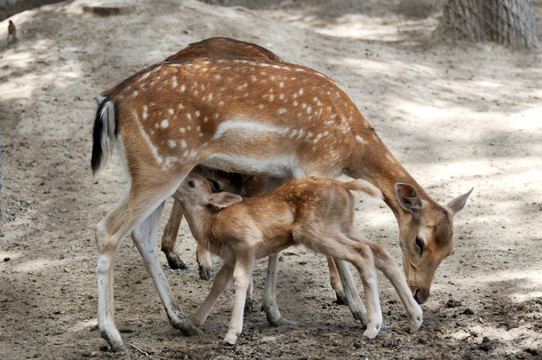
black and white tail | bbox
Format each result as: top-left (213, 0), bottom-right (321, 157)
top-left (91, 95), bottom-right (118, 174)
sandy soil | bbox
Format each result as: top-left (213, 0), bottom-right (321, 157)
top-left (1, 0), bottom-right (541, 358)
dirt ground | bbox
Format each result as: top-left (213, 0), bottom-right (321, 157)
top-left (1, 0), bottom-right (541, 359)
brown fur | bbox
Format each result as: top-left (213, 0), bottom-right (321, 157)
top-left (92, 41), bottom-right (472, 351)
top-left (174, 174), bottom-right (422, 344)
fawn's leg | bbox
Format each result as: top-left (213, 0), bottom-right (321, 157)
top-left (192, 263), bottom-right (234, 326)
top-left (224, 259), bottom-right (254, 345)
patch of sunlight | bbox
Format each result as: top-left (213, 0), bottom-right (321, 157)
top-left (462, 269), bottom-right (542, 287)
top-left (13, 258), bottom-right (66, 273)
top-left (514, 107), bottom-right (542, 130)
top-left (468, 324), bottom-right (542, 344)
top-left (69, 318), bottom-right (98, 333)
top-left (315, 15), bottom-right (399, 41)
top-left (511, 291), bottom-right (542, 303)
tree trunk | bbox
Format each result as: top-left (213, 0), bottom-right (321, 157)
top-left (435, 0), bottom-right (538, 49)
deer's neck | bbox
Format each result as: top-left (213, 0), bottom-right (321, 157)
top-left (345, 141), bottom-right (428, 219)
top-left (177, 202), bottom-right (215, 249)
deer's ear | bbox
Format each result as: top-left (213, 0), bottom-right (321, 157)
top-left (207, 192), bottom-right (243, 209)
top-left (447, 188), bottom-right (473, 216)
top-left (395, 183), bottom-right (422, 213)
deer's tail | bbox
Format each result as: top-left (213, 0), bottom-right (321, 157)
top-left (91, 95), bottom-right (118, 174)
top-left (344, 179), bottom-right (383, 199)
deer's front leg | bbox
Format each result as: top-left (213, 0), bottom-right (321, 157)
top-left (334, 259), bottom-right (368, 326)
top-left (161, 199), bottom-right (189, 270)
top-left (327, 257), bottom-right (348, 304)
top-left (262, 254), bottom-right (297, 326)
top-left (196, 245), bottom-right (214, 280)
top-left (365, 240), bottom-right (423, 331)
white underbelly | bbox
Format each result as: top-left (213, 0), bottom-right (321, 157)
top-left (201, 153), bottom-right (305, 179)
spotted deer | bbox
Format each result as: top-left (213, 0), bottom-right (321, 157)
top-left (107, 37), bottom-right (365, 310)
top-left (164, 38), bottom-right (367, 309)
top-left (92, 55), bottom-right (472, 351)
top-left (175, 174), bottom-right (423, 344)
top-left (160, 37), bottom-right (281, 278)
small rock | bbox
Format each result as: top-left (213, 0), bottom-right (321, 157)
top-left (462, 308), bottom-right (474, 315)
top-left (446, 299), bottom-right (462, 308)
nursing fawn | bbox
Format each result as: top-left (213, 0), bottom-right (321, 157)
top-left (174, 174), bottom-right (423, 344)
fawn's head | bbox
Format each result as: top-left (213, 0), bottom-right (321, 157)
top-left (177, 174), bottom-right (243, 211)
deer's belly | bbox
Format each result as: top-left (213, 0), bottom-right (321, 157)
top-left (201, 153), bottom-right (304, 179)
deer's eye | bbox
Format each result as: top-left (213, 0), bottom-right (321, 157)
top-left (415, 236), bottom-right (424, 255)
top-left (209, 180), bottom-right (221, 192)
top-left (187, 180), bottom-right (195, 188)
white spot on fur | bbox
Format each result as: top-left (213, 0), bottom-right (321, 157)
top-left (180, 85), bottom-right (186, 92)
top-left (278, 108), bottom-right (287, 114)
top-left (168, 140), bottom-right (177, 148)
top-left (172, 77), bottom-right (178, 88)
top-left (168, 108), bottom-right (174, 115)
top-left (160, 120), bottom-right (169, 129)
top-left (356, 135), bottom-right (368, 144)
top-left (142, 105), bottom-right (148, 120)
top-left (180, 140), bottom-right (187, 149)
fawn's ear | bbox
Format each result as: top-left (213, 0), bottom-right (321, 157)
top-left (395, 183), bottom-right (422, 214)
top-left (447, 188), bottom-right (473, 216)
top-left (207, 192), bottom-right (243, 209)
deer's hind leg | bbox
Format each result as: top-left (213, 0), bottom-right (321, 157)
top-left (131, 202), bottom-right (202, 336)
top-left (96, 172), bottom-right (199, 352)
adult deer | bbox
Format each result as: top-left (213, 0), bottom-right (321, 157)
top-left (100, 38), bottom-right (279, 279)
top-left (109, 37), bottom-right (363, 310)
top-left (162, 37), bottom-right (281, 277)
top-left (92, 55), bottom-right (471, 351)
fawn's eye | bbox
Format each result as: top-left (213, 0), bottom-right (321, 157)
top-left (209, 180), bottom-right (221, 192)
top-left (415, 236), bottom-right (424, 255)
top-left (187, 180), bottom-right (195, 188)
